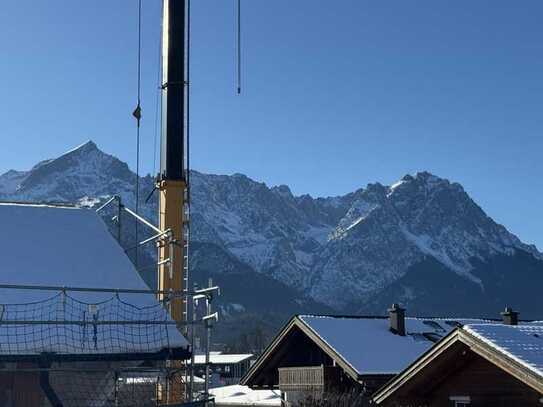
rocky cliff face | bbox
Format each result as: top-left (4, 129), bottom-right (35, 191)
top-left (2, 141), bottom-right (542, 323)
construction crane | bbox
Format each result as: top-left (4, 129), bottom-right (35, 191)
top-left (156, 0), bottom-right (240, 326)
top-left (157, 0), bottom-right (188, 325)
top-left (153, 1), bottom-right (190, 404)
top-left (154, 0), bottom-right (238, 403)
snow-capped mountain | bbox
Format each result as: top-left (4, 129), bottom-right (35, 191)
top-left (2, 141), bottom-right (542, 322)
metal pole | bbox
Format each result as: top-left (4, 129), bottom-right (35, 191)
top-left (122, 205), bottom-right (163, 235)
top-left (204, 302), bottom-right (210, 402)
top-left (114, 370), bottom-right (119, 407)
top-left (0, 283), bottom-right (211, 297)
top-left (95, 196), bottom-right (119, 213)
top-left (0, 320), bottom-right (196, 326)
top-left (117, 196), bottom-right (122, 242)
top-left (204, 278), bottom-right (213, 403)
top-left (189, 282), bottom-right (197, 402)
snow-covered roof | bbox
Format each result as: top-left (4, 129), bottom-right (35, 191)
top-left (125, 375), bottom-right (205, 384)
top-left (373, 322), bottom-right (543, 404)
top-left (210, 385), bottom-right (281, 406)
top-left (299, 315), bottom-right (492, 375)
top-left (0, 203), bottom-right (188, 356)
top-left (193, 354), bottom-right (253, 365)
top-left (464, 324), bottom-right (543, 378)
top-left (0, 203), bottom-right (150, 300)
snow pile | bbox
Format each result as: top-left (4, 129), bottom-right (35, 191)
top-left (210, 385), bottom-right (281, 406)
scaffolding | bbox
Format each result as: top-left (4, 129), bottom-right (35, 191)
top-left (96, 196), bottom-right (219, 404)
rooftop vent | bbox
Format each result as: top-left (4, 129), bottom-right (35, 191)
top-left (388, 303), bottom-right (406, 336)
top-left (501, 307), bottom-right (519, 326)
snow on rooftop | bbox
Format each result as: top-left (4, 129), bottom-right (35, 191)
top-left (464, 324), bottom-right (543, 378)
top-left (193, 354), bottom-right (253, 365)
top-left (0, 203), bottom-right (188, 354)
top-left (210, 385), bottom-right (281, 406)
top-left (299, 315), bottom-right (491, 375)
top-left (125, 375), bottom-right (205, 384)
top-left (0, 203), bottom-right (155, 301)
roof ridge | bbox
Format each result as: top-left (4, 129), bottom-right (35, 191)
top-left (0, 200), bottom-right (79, 209)
top-left (298, 314), bottom-right (507, 322)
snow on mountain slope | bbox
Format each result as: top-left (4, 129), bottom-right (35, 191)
top-left (309, 173), bottom-right (542, 308)
top-left (0, 141), bottom-right (541, 314)
top-left (0, 169), bottom-right (27, 194)
top-left (2, 141), bottom-right (137, 204)
top-left (189, 171), bottom-right (336, 287)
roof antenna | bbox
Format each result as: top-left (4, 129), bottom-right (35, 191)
top-left (236, 0), bottom-right (242, 94)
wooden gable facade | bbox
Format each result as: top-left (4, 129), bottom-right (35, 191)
top-left (373, 327), bottom-right (543, 407)
top-left (241, 316), bottom-right (392, 399)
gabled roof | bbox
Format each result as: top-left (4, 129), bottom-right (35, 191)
top-left (373, 323), bottom-right (543, 404)
top-left (241, 314), bottom-right (494, 387)
top-left (0, 203), bottom-right (150, 302)
top-left (193, 353), bottom-right (254, 365)
top-left (464, 324), bottom-right (543, 379)
top-left (0, 203), bottom-right (188, 359)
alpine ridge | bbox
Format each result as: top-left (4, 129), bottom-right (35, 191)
top-left (1, 141), bottom-right (542, 325)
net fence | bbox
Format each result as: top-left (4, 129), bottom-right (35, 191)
top-left (0, 289), bottom-right (203, 406)
top-left (0, 291), bottom-right (183, 356)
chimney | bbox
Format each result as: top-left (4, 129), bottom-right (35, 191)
top-left (501, 307), bottom-right (519, 326)
top-left (389, 304), bottom-right (406, 336)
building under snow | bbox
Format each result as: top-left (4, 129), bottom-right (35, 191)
top-left (192, 353), bottom-right (254, 387)
top-left (240, 305), bottom-right (537, 405)
top-left (0, 202), bottom-right (190, 406)
top-left (374, 319), bottom-right (543, 406)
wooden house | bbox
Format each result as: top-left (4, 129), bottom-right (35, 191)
top-left (373, 317), bottom-right (543, 407)
top-left (240, 305), bottom-right (494, 405)
top-left (193, 353), bottom-right (254, 386)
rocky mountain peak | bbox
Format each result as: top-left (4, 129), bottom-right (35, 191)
top-left (1, 141), bottom-right (134, 203)
top-left (272, 185), bottom-right (294, 199)
top-left (0, 143), bottom-right (541, 318)
top-left (69, 139), bottom-right (98, 153)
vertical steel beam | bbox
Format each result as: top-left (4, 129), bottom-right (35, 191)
top-left (161, 0), bottom-right (186, 181)
top-left (159, 1), bottom-right (188, 403)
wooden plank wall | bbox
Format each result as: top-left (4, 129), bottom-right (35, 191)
top-left (0, 364), bottom-right (46, 407)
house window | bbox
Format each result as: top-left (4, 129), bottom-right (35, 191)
top-left (450, 395), bottom-right (470, 407)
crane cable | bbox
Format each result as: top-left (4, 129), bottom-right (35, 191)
top-left (187, 0), bottom-right (191, 190)
top-left (132, 0), bottom-right (143, 264)
top-left (236, 0), bottom-right (241, 94)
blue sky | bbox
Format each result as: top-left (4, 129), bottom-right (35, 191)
top-left (1, 1), bottom-right (542, 249)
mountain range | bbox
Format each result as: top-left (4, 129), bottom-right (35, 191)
top-left (1, 141), bottom-right (542, 344)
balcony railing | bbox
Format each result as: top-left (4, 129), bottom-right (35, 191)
top-left (278, 366), bottom-right (340, 392)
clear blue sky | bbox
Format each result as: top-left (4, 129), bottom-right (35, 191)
top-left (1, 1), bottom-right (542, 249)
